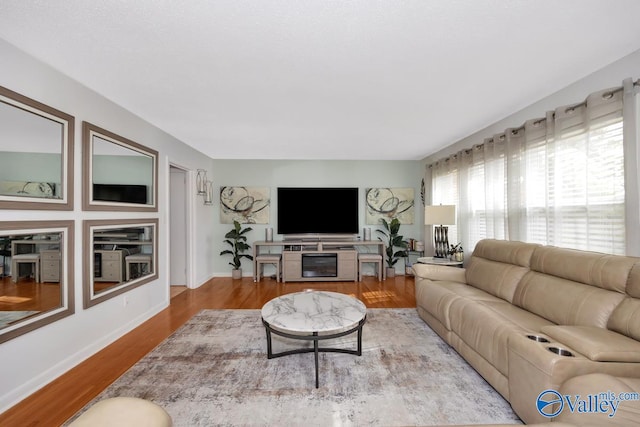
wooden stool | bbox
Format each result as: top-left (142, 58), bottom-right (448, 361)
top-left (358, 253), bottom-right (383, 281)
top-left (255, 254), bottom-right (281, 282)
top-left (125, 254), bottom-right (152, 281)
top-left (11, 253), bottom-right (40, 283)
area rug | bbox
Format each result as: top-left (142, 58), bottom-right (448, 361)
top-left (70, 309), bottom-right (522, 426)
top-left (0, 310), bottom-right (39, 328)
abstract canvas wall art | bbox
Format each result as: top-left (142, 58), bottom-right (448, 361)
top-left (0, 181), bottom-right (57, 198)
top-left (219, 186), bottom-right (270, 224)
top-left (365, 187), bottom-right (415, 225)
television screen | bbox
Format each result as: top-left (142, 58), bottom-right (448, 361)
top-left (93, 183), bottom-right (148, 204)
top-left (277, 187), bottom-right (359, 235)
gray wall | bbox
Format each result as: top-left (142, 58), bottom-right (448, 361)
top-left (0, 37), bottom-right (215, 412)
top-left (0, 152), bottom-right (61, 183)
top-left (210, 159), bottom-right (424, 275)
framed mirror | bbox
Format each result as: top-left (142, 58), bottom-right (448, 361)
top-left (0, 221), bottom-right (74, 344)
top-left (82, 122), bottom-right (158, 212)
top-left (83, 219), bottom-right (158, 308)
top-left (0, 85), bottom-right (74, 210)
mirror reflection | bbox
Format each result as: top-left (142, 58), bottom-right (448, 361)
top-left (83, 122), bottom-right (157, 211)
top-left (0, 86), bottom-right (73, 209)
top-left (0, 222), bottom-right (73, 343)
top-left (84, 220), bottom-right (157, 308)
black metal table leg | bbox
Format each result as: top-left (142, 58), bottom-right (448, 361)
top-left (265, 327), bottom-right (272, 358)
top-left (262, 316), bottom-right (366, 388)
top-left (313, 332), bottom-right (319, 388)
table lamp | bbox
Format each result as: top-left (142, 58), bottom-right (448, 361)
top-left (424, 205), bottom-right (456, 258)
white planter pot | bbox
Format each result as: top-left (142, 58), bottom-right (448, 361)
top-left (231, 268), bottom-right (242, 279)
top-left (386, 267), bottom-right (395, 278)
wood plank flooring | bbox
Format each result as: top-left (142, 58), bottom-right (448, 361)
top-left (0, 275), bottom-right (416, 426)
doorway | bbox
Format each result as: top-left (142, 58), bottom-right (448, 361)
top-left (169, 165), bottom-right (189, 297)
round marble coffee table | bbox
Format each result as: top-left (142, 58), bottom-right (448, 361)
top-left (261, 290), bottom-right (367, 388)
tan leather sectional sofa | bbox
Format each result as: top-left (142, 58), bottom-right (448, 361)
top-left (413, 239), bottom-right (640, 425)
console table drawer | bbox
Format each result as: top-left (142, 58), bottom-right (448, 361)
top-left (340, 251), bottom-right (356, 260)
top-left (41, 269), bottom-right (60, 282)
top-left (40, 250), bottom-right (61, 260)
top-left (40, 250), bottom-right (61, 282)
top-left (101, 252), bottom-right (122, 261)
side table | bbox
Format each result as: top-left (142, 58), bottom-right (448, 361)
top-left (416, 256), bottom-right (463, 268)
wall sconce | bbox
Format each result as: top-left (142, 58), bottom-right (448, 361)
top-left (196, 169), bottom-right (213, 206)
top-left (203, 181), bottom-right (214, 205)
top-left (196, 169), bottom-right (207, 195)
top-left (424, 205), bottom-right (456, 258)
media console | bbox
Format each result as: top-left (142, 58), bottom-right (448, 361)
top-left (252, 240), bottom-right (385, 283)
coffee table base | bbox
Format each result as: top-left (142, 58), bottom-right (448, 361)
top-left (262, 316), bottom-right (367, 388)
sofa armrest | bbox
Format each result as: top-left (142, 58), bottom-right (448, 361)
top-left (541, 325), bottom-right (640, 363)
top-left (556, 374), bottom-right (640, 426)
top-left (412, 263), bottom-right (466, 283)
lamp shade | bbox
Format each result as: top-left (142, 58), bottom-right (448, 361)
top-left (424, 205), bottom-right (456, 225)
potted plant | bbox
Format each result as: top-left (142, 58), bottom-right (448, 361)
top-left (377, 218), bottom-right (408, 278)
top-left (448, 242), bottom-right (464, 262)
top-left (220, 220), bottom-right (253, 279)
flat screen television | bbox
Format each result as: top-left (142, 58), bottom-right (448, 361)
top-left (93, 183), bottom-right (148, 204)
top-left (277, 187), bottom-right (359, 236)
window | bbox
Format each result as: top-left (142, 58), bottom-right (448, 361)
top-left (431, 85), bottom-right (628, 255)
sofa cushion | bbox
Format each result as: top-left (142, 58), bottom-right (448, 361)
top-left (513, 271), bottom-right (625, 328)
top-left (415, 279), bottom-right (502, 330)
top-left (450, 299), bottom-right (554, 376)
top-left (470, 238), bottom-right (539, 267)
top-left (541, 325), bottom-right (640, 362)
top-left (464, 240), bottom-right (539, 303)
top-left (449, 300), bottom-right (518, 376)
top-left (627, 263), bottom-right (640, 298)
top-left (608, 298), bottom-right (640, 342)
top-left (530, 245), bottom-right (637, 294)
top-left (465, 258), bottom-right (531, 303)
top-left (480, 300), bottom-right (555, 332)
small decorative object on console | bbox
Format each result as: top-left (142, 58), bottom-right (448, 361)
top-left (448, 242), bottom-right (463, 262)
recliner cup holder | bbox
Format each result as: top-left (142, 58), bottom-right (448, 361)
top-left (547, 346), bottom-right (574, 357)
top-left (526, 334), bottom-right (550, 343)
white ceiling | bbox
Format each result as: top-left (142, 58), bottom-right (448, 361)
top-left (1, 1), bottom-right (640, 160)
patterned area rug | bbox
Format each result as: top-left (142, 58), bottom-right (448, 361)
top-left (70, 309), bottom-right (522, 426)
top-left (0, 310), bottom-right (39, 329)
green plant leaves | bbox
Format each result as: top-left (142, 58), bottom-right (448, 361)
top-left (220, 220), bottom-right (254, 270)
top-left (377, 217), bottom-right (408, 267)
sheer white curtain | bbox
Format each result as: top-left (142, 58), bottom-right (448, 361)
top-left (430, 155), bottom-right (460, 247)
top-left (430, 81), bottom-right (636, 255)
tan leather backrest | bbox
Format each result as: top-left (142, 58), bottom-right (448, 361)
top-left (627, 263), bottom-right (640, 298)
top-left (608, 298), bottom-right (640, 341)
top-left (512, 245), bottom-right (638, 328)
top-left (465, 239), bottom-right (539, 302)
top-left (514, 271), bottom-right (625, 327)
top-left (467, 239), bottom-right (640, 333)
top-left (470, 239), bottom-right (539, 267)
top-left (529, 245), bottom-right (638, 293)
top-left (609, 264), bottom-right (640, 340)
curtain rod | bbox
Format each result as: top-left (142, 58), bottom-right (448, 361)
top-left (427, 78), bottom-right (639, 168)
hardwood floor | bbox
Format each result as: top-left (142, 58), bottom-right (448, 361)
top-left (0, 275), bottom-right (416, 426)
top-left (0, 276), bottom-right (61, 312)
